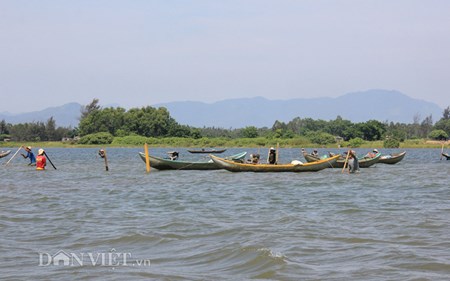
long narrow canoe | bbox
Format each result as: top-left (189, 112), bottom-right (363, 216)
top-left (0, 150), bottom-right (11, 159)
top-left (379, 151), bottom-right (406, 164)
top-left (187, 148), bottom-right (227, 154)
top-left (138, 151), bottom-right (246, 170)
top-left (302, 151), bottom-right (381, 168)
top-left (442, 153), bottom-right (450, 160)
top-left (210, 154), bottom-right (340, 172)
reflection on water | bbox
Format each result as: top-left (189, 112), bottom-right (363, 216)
top-left (0, 148), bottom-right (449, 280)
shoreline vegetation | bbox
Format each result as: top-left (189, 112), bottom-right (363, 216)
top-left (1, 138), bottom-right (449, 149)
top-left (2, 100), bottom-right (449, 150)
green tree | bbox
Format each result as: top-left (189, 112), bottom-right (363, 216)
top-left (358, 120), bottom-right (386, 141)
top-left (0, 119), bottom-right (9, 134)
top-left (241, 126), bottom-right (259, 138)
top-left (384, 138), bottom-right (400, 148)
top-left (80, 98), bottom-right (100, 120)
top-left (428, 129), bottom-right (448, 140)
top-left (348, 137), bottom-right (365, 147)
top-left (78, 132), bottom-right (114, 144)
top-left (45, 117), bottom-right (57, 141)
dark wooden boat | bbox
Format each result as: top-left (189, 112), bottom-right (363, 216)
top-left (138, 151), bottom-right (246, 170)
top-left (379, 151), bottom-right (406, 164)
top-left (0, 150), bottom-right (11, 159)
top-left (442, 153), bottom-right (450, 160)
top-left (302, 151), bottom-right (381, 168)
top-left (210, 154), bottom-right (340, 172)
top-left (187, 148), bottom-right (227, 154)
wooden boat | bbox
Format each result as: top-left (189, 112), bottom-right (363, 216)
top-left (379, 151), bottom-right (406, 164)
top-left (442, 153), bottom-right (450, 160)
top-left (0, 150), bottom-right (11, 159)
top-left (138, 151), bottom-right (246, 170)
top-left (210, 154), bottom-right (340, 172)
top-left (187, 148), bottom-right (227, 154)
top-left (302, 151), bottom-right (381, 168)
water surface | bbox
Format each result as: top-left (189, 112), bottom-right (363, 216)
top-left (0, 148), bottom-right (449, 280)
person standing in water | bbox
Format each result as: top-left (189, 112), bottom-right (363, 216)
top-left (36, 149), bottom-right (47, 170)
top-left (348, 150), bottom-right (360, 173)
top-left (21, 146), bottom-right (36, 166)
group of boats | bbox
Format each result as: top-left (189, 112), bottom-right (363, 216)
top-left (138, 148), bottom-right (408, 172)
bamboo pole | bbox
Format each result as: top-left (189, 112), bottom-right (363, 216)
top-left (144, 143), bottom-right (151, 173)
top-left (341, 149), bottom-right (351, 173)
top-left (276, 142), bottom-right (279, 164)
top-left (43, 151), bottom-right (57, 170)
top-left (5, 146), bottom-right (22, 166)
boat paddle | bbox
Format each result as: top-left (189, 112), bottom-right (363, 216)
top-left (341, 149), bottom-right (351, 173)
top-left (4, 146), bottom-right (22, 166)
top-left (44, 151), bottom-right (57, 170)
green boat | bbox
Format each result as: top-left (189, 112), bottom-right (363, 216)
top-left (302, 151), bottom-right (381, 168)
top-left (379, 151), bottom-right (406, 164)
top-left (210, 154), bottom-right (340, 172)
top-left (138, 151), bottom-right (247, 170)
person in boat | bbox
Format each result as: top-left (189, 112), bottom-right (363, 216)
top-left (366, 149), bottom-right (379, 158)
top-left (36, 149), bottom-right (47, 170)
top-left (311, 149), bottom-right (319, 157)
top-left (268, 147), bottom-right (277, 164)
top-left (168, 151), bottom-right (179, 160)
top-left (246, 154), bottom-right (260, 164)
top-left (21, 146), bottom-right (36, 166)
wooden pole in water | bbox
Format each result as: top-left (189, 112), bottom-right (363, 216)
top-left (440, 142), bottom-right (444, 160)
top-left (98, 149), bottom-right (108, 171)
top-left (276, 142), bottom-right (279, 164)
top-left (341, 149), bottom-right (351, 173)
top-left (103, 150), bottom-right (109, 171)
top-left (144, 143), bottom-right (151, 173)
top-left (5, 146), bottom-right (22, 166)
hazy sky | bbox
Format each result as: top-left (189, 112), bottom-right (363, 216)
top-left (1, 0), bottom-right (450, 113)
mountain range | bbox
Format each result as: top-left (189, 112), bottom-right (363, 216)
top-left (0, 90), bottom-right (444, 128)
top-left (155, 89), bottom-right (444, 128)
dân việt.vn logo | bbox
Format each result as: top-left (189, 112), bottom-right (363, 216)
top-left (38, 248), bottom-right (151, 267)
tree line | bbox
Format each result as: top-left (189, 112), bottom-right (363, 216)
top-left (0, 117), bottom-right (77, 142)
top-left (2, 98), bottom-right (450, 144)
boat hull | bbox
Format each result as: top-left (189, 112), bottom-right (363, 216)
top-left (0, 150), bottom-right (11, 159)
top-left (302, 152), bottom-right (381, 168)
top-left (210, 154), bottom-right (339, 172)
top-left (379, 151), bottom-right (406, 164)
top-left (138, 151), bottom-right (246, 170)
top-left (187, 149), bottom-right (227, 154)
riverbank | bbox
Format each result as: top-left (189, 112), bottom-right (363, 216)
top-left (1, 138), bottom-right (448, 149)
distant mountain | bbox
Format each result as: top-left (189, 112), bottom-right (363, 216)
top-left (155, 89), bottom-right (444, 128)
top-left (0, 103), bottom-right (82, 127)
top-left (0, 90), bottom-right (444, 129)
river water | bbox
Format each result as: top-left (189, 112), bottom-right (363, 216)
top-left (0, 148), bottom-right (449, 280)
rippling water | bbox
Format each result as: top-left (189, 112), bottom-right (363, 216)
top-left (0, 148), bottom-right (449, 280)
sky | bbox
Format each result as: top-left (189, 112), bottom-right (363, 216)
top-left (1, 0), bottom-right (450, 113)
